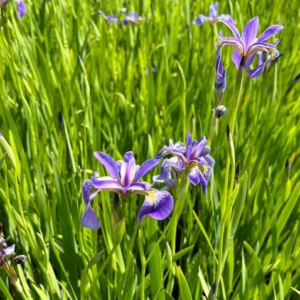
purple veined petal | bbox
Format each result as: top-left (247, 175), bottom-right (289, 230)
top-left (94, 152), bottom-right (119, 179)
top-left (81, 204), bottom-right (101, 229)
top-left (138, 190), bottom-right (174, 223)
top-left (247, 61), bottom-right (268, 78)
top-left (209, 2), bottom-right (218, 20)
top-left (241, 16), bottom-right (259, 49)
top-left (190, 136), bottom-right (207, 160)
top-left (153, 164), bottom-right (176, 188)
top-left (219, 18), bottom-right (240, 39)
top-left (91, 175), bottom-right (123, 190)
top-left (193, 15), bottom-right (209, 26)
top-left (246, 40), bottom-right (279, 62)
top-left (134, 158), bottom-right (160, 182)
top-left (188, 167), bottom-right (202, 186)
top-left (185, 132), bottom-right (193, 161)
top-left (257, 25), bottom-right (284, 43)
top-left (203, 155), bottom-right (215, 168)
top-left (3, 244), bottom-right (15, 257)
top-left (232, 50), bottom-right (243, 69)
top-left (121, 152), bottom-right (137, 186)
top-left (218, 31), bottom-right (244, 56)
top-left (218, 14), bottom-right (235, 25)
top-left (245, 54), bottom-right (256, 69)
top-left (17, 0), bottom-right (26, 18)
top-left (82, 179), bottom-right (99, 205)
top-left (126, 182), bottom-right (151, 192)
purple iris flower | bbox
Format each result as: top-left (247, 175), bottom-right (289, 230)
top-left (156, 132), bottom-right (214, 194)
top-left (193, 2), bottom-right (234, 26)
top-left (216, 17), bottom-right (283, 78)
top-left (81, 151), bottom-right (174, 229)
top-left (123, 12), bottom-right (145, 25)
top-left (0, 0), bottom-right (26, 18)
top-left (98, 10), bottom-right (118, 25)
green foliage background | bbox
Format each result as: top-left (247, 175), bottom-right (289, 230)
top-left (0, 0), bottom-right (299, 299)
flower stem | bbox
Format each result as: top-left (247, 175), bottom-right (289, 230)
top-left (170, 170), bottom-right (189, 253)
top-left (229, 63), bottom-right (244, 136)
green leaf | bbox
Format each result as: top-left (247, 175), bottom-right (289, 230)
top-left (177, 266), bottom-right (192, 300)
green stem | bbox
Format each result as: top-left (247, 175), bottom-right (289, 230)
top-left (229, 64), bottom-right (244, 136)
top-left (216, 66), bottom-right (244, 284)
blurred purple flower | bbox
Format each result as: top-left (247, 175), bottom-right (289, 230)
top-left (82, 151), bottom-right (174, 229)
top-left (156, 132), bottom-right (214, 194)
top-left (0, 0), bottom-right (26, 18)
top-left (98, 10), bottom-right (118, 25)
top-left (0, 244), bottom-right (15, 267)
top-left (123, 12), bottom-right (145, 25)
top-left (216, 17), bottom-right (283, 78)
top-left (193, 2), bottom-right (234, 26)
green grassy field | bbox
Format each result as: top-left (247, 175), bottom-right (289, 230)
top-left (0, 0), bottom-right (299, 299)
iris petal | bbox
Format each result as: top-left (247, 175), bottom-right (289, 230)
top-left (138, 190), bottom-right (174, 222)
top-left (81, 204), bottom-right (101, 229)
top-left (94, 152), bottom-right (119, 179)
top-left (241, 17), bottom-right (259, 49)
top-left (134, 158), bottom-right (160, 182)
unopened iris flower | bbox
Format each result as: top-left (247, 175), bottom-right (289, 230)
top-left (155, 132), bottom-right (214, 194)
top-left (214, 54), bottom-right (226, 103)
top-left (193, 2), bottom-right (234, 26)
top-left (98, 10), bottom-right (118, 25)
top-left (0, 0), bottom-right (26, 18)
top-left (216, 17), bottom-right (283, 78)
top-left (81, 151), bottom-right (174, 229)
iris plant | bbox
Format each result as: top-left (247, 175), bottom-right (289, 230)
top-left (81, 151), bottom-right (174, 229)
top-left (0, 0), bottom-right (26, 18)
top-left (193, 2), bottom-right (234, 26)
top-left (155, 132), bottom-right (214, 194)
top-left (216, 17), bottom-right (283, 78)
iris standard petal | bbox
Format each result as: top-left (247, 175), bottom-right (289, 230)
top-left (138, 190), bottom-right (174, 222)
top-left (209, 2), bottom-right (218, 20)
top-left (190, 136), bottom-right (207, 159)
top-left (17, 0), bottom-right (26, 18)
top-left (81, 204), bottom-right (101, 229)
top-left (134, 158), bottom-right (160, 182)
top-left (193, 15), bottom-right (209, 26)
top-left (121, 152), bottom-right (136, 186)
top-left (163, 157), bottom-right (185, 172)
top-left (185, 132), bottom-right (193, 161)
top-left (200, 146), bottom-right (211, 156)
top-left (3, 244), bottom-right (15, 257)
top-left (257, 25), bottom-right (284, 43)
top-left (219, 18), bottom-right (240, 38)
top-left (94, 152), bottom-right (119, 179)
top-left (241, 17), bottom-right (259, 49)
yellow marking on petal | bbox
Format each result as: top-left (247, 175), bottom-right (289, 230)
top-left (199, 164), bottom-right (211, 176)
top-left (145, 190), bottom-right (159, 207)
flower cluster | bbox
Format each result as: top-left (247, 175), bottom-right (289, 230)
top-left (155, 132), bottom-right (214, 195)
top-left (81, 151), bottom-right (174, 229)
